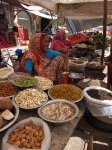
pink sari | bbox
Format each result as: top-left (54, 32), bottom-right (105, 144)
top-left (51, 29), bottom-right (71, 50)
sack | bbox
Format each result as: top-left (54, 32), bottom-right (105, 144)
top-left (2, 117), bottom-right (51, 150)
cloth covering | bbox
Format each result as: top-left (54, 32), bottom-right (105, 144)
top-left (20, 33), bottom-right (64, 81)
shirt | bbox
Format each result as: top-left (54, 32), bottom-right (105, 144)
top-left (24, 49), bottom-right (61, 71)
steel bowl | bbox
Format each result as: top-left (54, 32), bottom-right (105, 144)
top-left (48, 84), bottom-right (83, 103)
top-left (7, 72), bottom-right (31, 82)
top-left (13, 76), bottom-right (38, 89)
top-left (12, 89), bottom-right (48, 110)
top-left (69, 72), bottom-right (84, 79)
top-left (34, 76), bottom-right (53, 91)
top-left (0, 100), bottom-right (19, 132)
top-left (38, 99), bottom-right (79, 124)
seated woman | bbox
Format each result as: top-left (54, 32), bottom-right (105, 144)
top-left (20, 33), bottom-right (68, 82)
top-left (50, 29), bottom-right (87, 54)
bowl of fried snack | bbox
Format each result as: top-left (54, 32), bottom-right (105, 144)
top-left (48, 84), bottom-right (83, 103)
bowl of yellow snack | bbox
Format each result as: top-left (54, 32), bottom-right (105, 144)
top-left (48, 84), bottom-right (83, 103)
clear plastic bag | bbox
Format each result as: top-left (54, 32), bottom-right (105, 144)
top-left (2, 117), bottom-right (51, 150)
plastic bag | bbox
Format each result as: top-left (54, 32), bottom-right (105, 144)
top-left (2, 117), bottom-right (51, 150)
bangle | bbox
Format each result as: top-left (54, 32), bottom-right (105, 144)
top-left (69, 49), bottom-right (71, 52)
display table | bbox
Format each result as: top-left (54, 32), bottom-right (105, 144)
top-left (0, 101), bottom-right (85, 150)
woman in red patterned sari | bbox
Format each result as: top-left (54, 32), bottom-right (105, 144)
top-left (20, 33), bottom-right (68, 82)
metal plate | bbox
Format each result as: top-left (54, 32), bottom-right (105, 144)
top-left (0, 101), bottom-right (19, 132)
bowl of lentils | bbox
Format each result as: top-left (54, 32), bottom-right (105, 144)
top-left (83, 86), bottom-right (112, 117)
top-left (13, 75), bottom-right (38, 89)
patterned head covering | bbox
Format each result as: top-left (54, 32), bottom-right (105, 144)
top-left (20, 33), bottom-right (51, 72)
top-left (20, 33), bottom-right (64, 81)
top-left (51, 29), bottom-right (66, 49)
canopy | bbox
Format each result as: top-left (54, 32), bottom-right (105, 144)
top-left (18, 0), bottom-right (112, 20)
top-left (66, 17), bottom-right (112, 33)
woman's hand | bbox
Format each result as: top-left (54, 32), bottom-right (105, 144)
top-left (63, 65), bottom-right (69, 72)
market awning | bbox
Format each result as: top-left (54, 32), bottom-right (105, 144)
top-left (18, 0), bottom-right (112, 20)
top-left (66, 18), bottom-right (112, 34)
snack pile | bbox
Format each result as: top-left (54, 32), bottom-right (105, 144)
top-left (7, 123), bottom-right (44, 149)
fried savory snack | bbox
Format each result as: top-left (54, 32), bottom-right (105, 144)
top-left (49, 84), bottom-right (82, 102)
top-left (0, 82), bottom-right (19, 97)
top-left (7, 123), bottom-right (44, 149)
top-left (0, 97), bottom-right (13, 111)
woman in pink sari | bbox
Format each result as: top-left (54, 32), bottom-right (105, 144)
top-left (51, 29), bottom-right (87, 54)
top-left (20, 33), bottom-right (68, 82)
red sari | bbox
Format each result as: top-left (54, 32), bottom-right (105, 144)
top-left (20, 33), bottom-right (64, 81)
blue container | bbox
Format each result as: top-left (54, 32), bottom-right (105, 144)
top-left (15, 49), bottom-right (22, 54)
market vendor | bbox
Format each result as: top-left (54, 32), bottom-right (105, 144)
top-left (20, 33), bottom-right (68, 82)
top-left (50, 29), bottom-right (88, 54)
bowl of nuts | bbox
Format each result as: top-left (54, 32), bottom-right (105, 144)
top-left (12, 88), bottom-right (48, 109)
top-left (38, 99), bottom-right (79, 124)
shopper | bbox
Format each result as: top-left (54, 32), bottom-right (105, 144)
top-left (20, 33), bottom-right (68, 82)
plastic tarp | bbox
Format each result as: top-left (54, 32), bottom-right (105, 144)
top-left (66, 18), bottom-right (112, 33)
top-left (18, 0), bottom-right (112, 20)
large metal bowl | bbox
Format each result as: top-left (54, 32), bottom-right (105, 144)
top-left (38, 99), bottom-right (79, 124)
top-left (12, 89), bottom-right (48, 110)
top-left (13, 76), bottom-right (38, 89)
top-left (34, 76), bottom-right (53, 91)
top-left (0, 81), bottom-right (19, 98)
top-left (0, 101), bottom-right (19, 132)
top-left (48, 84), bottom-right (83, 103)
top-left (7, 72), bottom-right (31, 82)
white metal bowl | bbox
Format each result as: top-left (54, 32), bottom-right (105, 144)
top-left (69, 72), bottom-right (84, 79)
top-left (38, 99), bottom-right (79, 124)
top-left (34, 76), bottom-right (53, 91)
top-left (83, 86), bottom-right (112, 117)
top-left (48, 84), bottom-right (83, 103)
top-left (13, 76), bottom-right (38, 89)
top-left (0, 101), bottom-right (19, 132)
top-left (7, 72), bottom-right (31, 82)
top-left (12, 90), bottom-right (48, 110)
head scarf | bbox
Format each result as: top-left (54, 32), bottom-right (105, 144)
top-left (20, 33), bottom-right (51, 72)
top-left (51, 29), bottom-right (66, 49)
top-left (20, 33), bottom-right (64, 81)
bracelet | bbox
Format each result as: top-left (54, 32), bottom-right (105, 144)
top-left (69, 49), bottom-right (71, 52)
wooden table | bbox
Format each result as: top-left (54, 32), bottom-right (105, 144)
top-left (0, 102), bottom-right (85, 150)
